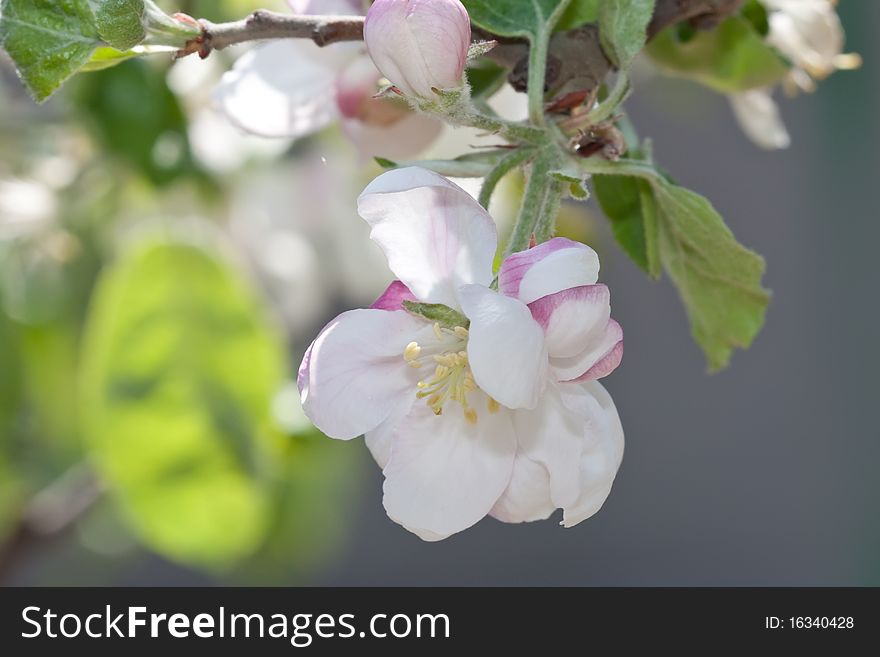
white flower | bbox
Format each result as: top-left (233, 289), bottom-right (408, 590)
top-left (731, 0), bottom-right (858, 150)
top-left (763, 0), bottom-right (860, 93)
top-left (364, 0), bottom-right (471, 99)
top-left (729, 89), bottom-right (791, 150)
top-left (298, 167), bottom-right (625, 541)
top-left (214, 0), bottom-right (441, 158)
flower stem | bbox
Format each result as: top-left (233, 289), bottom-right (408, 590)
top-left (505, 149), bottom-right (563, 256)
top-left (527, 30), bottom-right (550, 127)
top-left (462, 111), bottom-right (546, 144)
top-left (478, 147), bottom-right (536, 209)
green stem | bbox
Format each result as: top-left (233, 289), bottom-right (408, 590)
top-left (387, 159), bottom-right (496, 178)
top-left (533, 177), bottom-right (565, 244)
top-left (463, 111), bottom-right (546, 144)
top-left (505, 150), bottom-right (563, 256)
top-left (527, 30), bottom-right (550, 127)
top-left (478, 147), bottom-right (536, 209)
top-left (143, 0), bottom-right (201, 46)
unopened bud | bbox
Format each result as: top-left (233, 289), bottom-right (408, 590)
top-left (364, 0), bottom-right (471, 99)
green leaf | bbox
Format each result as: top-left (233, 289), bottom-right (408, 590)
top-left (80, 45), bottom-right (138, 72)
top-left (80, 241), bottom-right (287, 569)
top-left (741, 0), bottom-right (770, 37)
top-left (374, 157), bottom-right (397, 169)
top-left (599, 0), bottom-right (656, 69)
top-left (550, 169), bottom-right (589, 199)
top-left (94, 0), bottom-right (145, 51)
top-left (0, 0), bottom-right (101, 102)
top-left (556, 0), bottom-right (600, 31)
top-left (646, 16), bottom-right (788, 93)
top-left (593, 173), bottom-right (659, 276)
top-left (461, 0), bottom-right (572, 40)
top-left (402, 301), bottom-right (470, 329)
top-left (467, 59), bottom-right (508, 99)
top-left (651, 181), bottom-right (770, 370)
top-left (72, 59), bottom-right (202, 186)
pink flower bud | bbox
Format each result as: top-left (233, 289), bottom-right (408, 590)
top-left (364, 0), bottom-right (471, 98)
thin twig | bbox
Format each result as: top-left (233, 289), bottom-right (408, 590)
top-left (182, 10), bottom-right (365, 58)
top-left (0, 463), bottom-right (104, 583)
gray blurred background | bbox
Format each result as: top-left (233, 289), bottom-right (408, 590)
top-left (6, 1), bottom-right (878, 586)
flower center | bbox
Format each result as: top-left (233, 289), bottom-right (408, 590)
top-left (402, 323), bottom-right (499, 424)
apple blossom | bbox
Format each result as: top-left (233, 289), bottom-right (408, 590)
top-left (731, 0), bottom-right (859, 150)
top-left (364, 0), bottom-right (472, 99)
top-left (214, 0), bottom-right (441, 158)
top-left (298, 167), bottom-right (624, 541)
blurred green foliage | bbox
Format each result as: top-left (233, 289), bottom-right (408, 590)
top-left (80, 242), bottom-right (285, 568)
top-left (0, 0), bottom-right (362, 583)
top-left (646, 16), bottom-right (788, 93)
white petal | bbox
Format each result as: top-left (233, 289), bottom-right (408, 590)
top-left (364, 397), bottom-right (413, 469)
top-left (459, 285), bottom-right (547, 410)
top-left (382, 397), bottom-right (516, 541)
top-left (730, 90), bottom-right (791, 150)
top-left (528, 284), bottom-right (611, 358)
top-left (357, 168), bottom-right (497, 308)
top-left (214, 41), bottom-right (344, 139)
top-left (504, 381), bottom-right (624, 527)
top-left (299, 309), bottom-right (424, 440)
top-left (288, 0), bottom-right (364, 15)
top-left (557, 381), bottom-right (625, 527)
top-left (489, 455), bottom-right (555, 523)
top-left (341, 112), bottom-right (444, 161)
top-left (499, 238), bottom-right (600, 304)
top-left (555, 320), bottom-right (624, 383)
top-left (766, 0), bottom-right (843, 76)
top-left (527, 285), bottom-right (624, 382)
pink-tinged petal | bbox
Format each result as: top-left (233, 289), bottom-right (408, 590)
top-left (298, 308), bottom-right (424, 440)
top-left (382, 395), bottom-right (516, 541)
top-left (370, 280), bottom-right (417, 311)
top-left (364, 0), bottom-right (471, 98)
top-left (568, 328), bottom-right (624, 382)
top-left (357, 168), bottom-right (497, 308)
top-left (504, 381), bottom-right (623, 525)
top-left (552, 319), bottom-right (623, 383)
top-left (499, 238), bottom-right (600, 304)
top-left (215, 41), bottom-right (343, 139)
top-left (459, 285), bottom-right (547, 410)
top-left (557, 381), bottom-right (625, 527)
top-left (288, 0), bottom-right (365, 16)
top-left (528, 284), bottom-right (611, 358)
top-left (341, 111), bottom-right (444, 161)
top-left (335, 56), bottom-right (382, 119)
top-left (489, 455), bottom-right (555, 524)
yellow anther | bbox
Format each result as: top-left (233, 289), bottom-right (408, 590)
top-left (403, 320), bottom-right (481, 419)
top-left (464, 407), bottom-right (478, 425)
top-left (487, 397), bottom-right (500, 414)
top-left (404, 341), bottom-right (421, 360)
